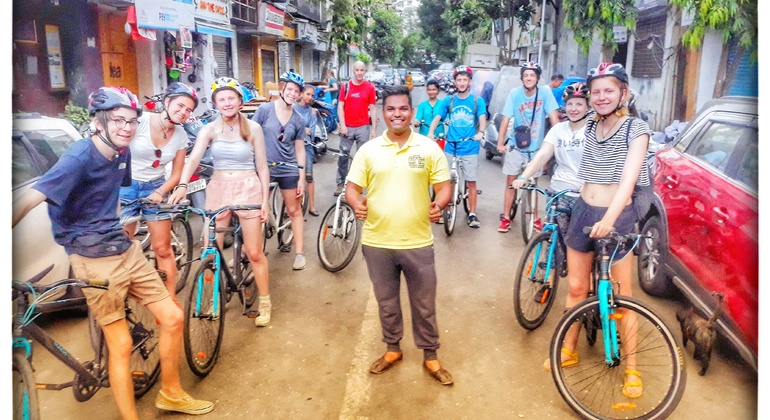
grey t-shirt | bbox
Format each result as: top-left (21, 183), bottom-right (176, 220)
top-left (252, 102), bottom-right (306, 178)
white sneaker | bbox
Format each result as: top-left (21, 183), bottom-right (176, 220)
top-left (254, 299), bottom-right (271, 327)
top-left (293, 253), bottom-right (307, 270)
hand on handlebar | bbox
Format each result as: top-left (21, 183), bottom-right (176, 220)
top-left (586, 221), bottom-right (615, 239)
top-left (510, 179), bottom-right (528, 189)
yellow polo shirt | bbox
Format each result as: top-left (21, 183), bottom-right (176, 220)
top-left (347, 130), bottom-right (450, 249)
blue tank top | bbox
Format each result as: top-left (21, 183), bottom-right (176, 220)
top-left (210, 139), bottom-right (255, 170)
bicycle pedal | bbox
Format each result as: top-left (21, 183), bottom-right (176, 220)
top-left (477, 190), bottom-right (482, 194)
top-left (279, 245), bottom-right (292, 253)
top-left (245, 310), bottom-right (259, 318)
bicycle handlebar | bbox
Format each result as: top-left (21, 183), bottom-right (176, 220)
top-left (325, 147), bottom-right (350, 157)
top-left (12, 277), bottom-right (110, 294)
top-left (269, 161), bottom-right (304, 169)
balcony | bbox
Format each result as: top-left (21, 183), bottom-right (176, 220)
top-left (290, 0), bottom-right (320, 23)
top-left (232, 0), bottom-right (258, 25)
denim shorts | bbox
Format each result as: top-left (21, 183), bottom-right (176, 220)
top-left (119, 176), bottom-right (171, 223)
top-left (564, 197), bottom-right (637, 259)
top-left (271, 175), bottom-right (300, 190)
top-left (304, 142), bottom-right (315, 174)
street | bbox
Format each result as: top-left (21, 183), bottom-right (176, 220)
top-left (24, 87), bottom-right (757, 420)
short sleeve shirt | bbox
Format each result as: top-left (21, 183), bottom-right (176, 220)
top-left (579, 117), bottom-right (651, 186)
top-left (435, 94), bottom-right (487, 156)
top-left (328, 77), bottom-right (339, 102)
top-left (502, 85), bottom-right (558, 152)
top-left (129, 114), bottom-right (187, 182)
top-left (542, 121), bottom-right (586, 192)
top-left (414, 99), bottom-right (444, 138)
top-left (252, 102), bottom-right (306, 178)
top-left (346, 131), bottom-right (450, 249)
top-left (33, 139), bottom-right (133, 257)
top-left (339, 81), bottom-right (377, 127)
top-left (293, 103), bottom-right (317, 144)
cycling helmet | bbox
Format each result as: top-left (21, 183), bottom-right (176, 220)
top-left (453, 66), bottom-right (473, 79)
top-left (562, 82), bottom-right (590, 102)
top-left (586, 62), bottom-right (629, 85)
top-left (88, 87), bottom-right (142, 117)
top-left (164, 82), bottom-right (199, 108)
top-left (211, 77), bottom-right (243, 98)
top-left (279, 70), bottom-right (305, 89)
top-left (520, 61), bottom-right (542, 78)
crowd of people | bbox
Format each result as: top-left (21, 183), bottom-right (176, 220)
top-left (11, 57), bottom-right (650, 417)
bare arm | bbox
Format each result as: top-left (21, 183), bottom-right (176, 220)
top-left (497, 116), bottom-right (511, 153)
top-left (429, 180), bottom-right (452, 223)
top-left (549, 110), bottom-right (561, 127)
top-left (338, 99), bottom-right (347, 136)
top-left (427, 114), bottom-right (442, 140)
top-left (369, 103), bottom-right (377, 137)
top-left (344, 181), bottom-right (367, 221)
top-left (295, 138), bottom-right (307, 197)
top-left (12, 189), bottom-right (47, 228)
top-left (250, 123), bottom-right (271, 221)
top-left (153, 149), bottom-right (186, 200)
top-left (511, 142), bottom-right (555, 188)
top-left (168, 123), bottom-right (214, 203)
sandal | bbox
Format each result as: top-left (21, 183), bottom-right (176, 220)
top-left (543, 348), bottom-right (579, 371)
top-left (622, 369), bottom-right (644, 399)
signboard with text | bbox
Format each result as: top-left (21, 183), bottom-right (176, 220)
top-left (195, 0), bottom-right (230, 26)
top-left (259, 3), bottom-right (285, 36)
top-left (135, 0), bottom-right (195, 31)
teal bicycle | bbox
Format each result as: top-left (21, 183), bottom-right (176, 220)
top-left (183, 203), bottom-right (261, 377)
top-left (513, 185), bottom-right (578, 330)
top-left (549, 228), bottom-right (686, 420)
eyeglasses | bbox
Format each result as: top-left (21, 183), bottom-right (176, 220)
top-left (109, 118), bottom-right (140, 129)
top-left (277, 125), bottom-right (286, 142)
top-left (152, 149), bottom-right (162, 168)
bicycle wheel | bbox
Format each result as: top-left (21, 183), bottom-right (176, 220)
top-left (184, 260), bottom-right (226, 377)
top-left (171, 216), bottom-right (194, 294)
top-left (125, 299), bottom-right (161, 398)
top-left (462, 181), bottom-right (470, 215)
top-left (443, 180), bottom-right (459, 236)
top-left (520, 188), bottom-right (537, 244)
top-left (12, 349), bottom-right (40, 420)
top-left (550, 296), bottom-right (686, 420)
top-left (277, 202), bottom-right (294, 250)
top-left (301, 192), bottom-right (309, 217)
top-left (317, 202), bottom-right (361, 272)
top-left (509, 189), bottom-right (519, 220)
top-left (237, 251), bottom-right (257, 308)
top-left (513, 232), bottom-right (559, 330)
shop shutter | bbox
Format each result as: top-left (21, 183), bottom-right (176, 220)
top-left (302, 47), bottom-right (312, 80)
top-left (630, 7), bottom-right (666, 78)
top-left (237, 36), bottom-right (254, 84)
top-left (312, 51), bottom-right (320, 81)
top-left (726, 43), bottom-right (758, 97)
top-left (213, 36), bottom-right (232, 78)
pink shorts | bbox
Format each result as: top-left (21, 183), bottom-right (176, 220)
top-left (206, 170), bottom-right (264, 220)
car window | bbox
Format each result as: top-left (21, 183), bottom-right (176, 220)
top-left (684, 121), bottom-right (745, 173)
top-left (12, 135), bottom-right (39, 188)
top-left (21, 129), bottom-right (76, 171)
top-left (733, 135), bottom-right (758, 191)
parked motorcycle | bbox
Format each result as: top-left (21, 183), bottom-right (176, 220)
top-left (312, 89), bottom-right (338, 135)
top-left (438, 74), bottom-right (456, 94)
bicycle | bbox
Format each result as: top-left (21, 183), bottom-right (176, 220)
top-left (440, 135), bottom-right (479, 235)
top-left (513, 185), bottom-right (578, 330)
top-left (183, 203), bottom-right (262, 377)
top-left (120, 198), bottom-right (194, 294)
top-left (262, 161), bottom-right (306, 255)
top-left (504, 146), bottom-right (540, 244)
top-left (317, 147), bottom-right (362, 272)
top-left (549, 228), bottom-right (686, 420)
top-left (12, 267), bottom-right (161, 420)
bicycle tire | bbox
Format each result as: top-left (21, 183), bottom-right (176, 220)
top-left (184, 260), bottom-right (226, 377)
top-left (550, 296), bottom-right (686, 420)
top-left (520, 188), bottom-right (536, 244)
top-left (462, 181), bottom-right (470, 215)
top-left (171, 216), bottom-right (194, 294)
top-left (443, 179), bottom-right (459, 236)
top-left (509, 189), bottom-right (519, 220)
top-left (277, 202), bottom-right (294, 250)
top-left (12, 349), bottom-right (41, 420)
top-left (513, 232), bottom-right (559, 330)
top-left (125, 299), bottom-right (161, 397)
top-left (237, 250), bottom-right (258, 308)
top-left (301, 192), bottom-right (309, 217)
top-left (317, 202), bottom-right (361, 272)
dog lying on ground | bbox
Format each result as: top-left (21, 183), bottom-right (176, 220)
top-left (676, 292), bottom-right (725, 376)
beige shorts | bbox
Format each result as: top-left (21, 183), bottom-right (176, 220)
top-left (206, 169), bottom-right (263, 220)
top-left (69, 241), bottom-right (169, 326)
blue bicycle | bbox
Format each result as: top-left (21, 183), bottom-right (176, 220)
top-left (512, 185), bottom-right (577, 330)
top-left (549, 228), bottom-right (686, 420)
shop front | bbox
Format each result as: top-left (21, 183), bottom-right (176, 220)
top-left (253, 2), bottom-right (285, 96)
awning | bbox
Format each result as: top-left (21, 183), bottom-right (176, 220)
top-left (196, 21), bottom-right (234, 38)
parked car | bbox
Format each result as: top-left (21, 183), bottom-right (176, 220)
top-left (374, 65), bottom-right (400, 86)
top-left (410, 71), bottom-right (426, 86)
top-left (637, 96), bottom-right (758, 371)
top-left (12, 113), bottom-right (84, 308)
top-left (396, 68), bottom-right (407, 83)
top-left (431, 62), bottom-right (455, 82)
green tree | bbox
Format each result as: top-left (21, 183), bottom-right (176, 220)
top-left (367, 8), bottom-right (403, 64)
top-left (670, 0), bottom-right (757, 52)
top-left (417, 0), bottom-right (458, 63)
top-left (328, 0), bottom-right (382, 65)
top-left (562, 0), bottom-right (637, 58)
top-left (400, 31), bottom-right (428, 67)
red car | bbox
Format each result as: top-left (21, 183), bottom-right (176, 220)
top-left (637, 96), bottom-right (758, 371)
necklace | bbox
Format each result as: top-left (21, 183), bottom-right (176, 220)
top-left (223, 116), bottom-right (239, 132)
top-left (157, 115), bottom-right (171, 139)
top-left (599, 117), bottom-right (622, 142)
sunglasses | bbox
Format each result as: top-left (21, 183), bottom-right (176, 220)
top-left (277, 125), bottom-right (286, 142)
top-left (152, 148), bottom-right (162, 168)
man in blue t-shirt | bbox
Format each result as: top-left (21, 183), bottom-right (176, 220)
top-left (428, 66), bottom-right (487, 229)
top-left (12, 87), bottom-right (214, 417)
top-left (495, 62), bottom-right (560, 233)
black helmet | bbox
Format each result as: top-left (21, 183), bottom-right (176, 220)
top-left (520, 62), bottom-right (542, 78)
top-left (587, 62), bottom-right (629, 86)
top-left (88, 87), bottom-right (142, 117)
top-left (164, 82), bottom-right (199, 109)
top-left (562, 82), bottom-right (590, 102)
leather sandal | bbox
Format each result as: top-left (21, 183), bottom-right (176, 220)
top-left (622, 369), bottom-right (644, 399)
top-left (543, 348), bottom-right (579, 371)
top-left (369, 353), bottom-right (402, 374)
top-left (423, 361), bottom-right (454, 385)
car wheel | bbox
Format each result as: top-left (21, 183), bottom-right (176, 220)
top-left (637, 215), bottom-right (675, 297)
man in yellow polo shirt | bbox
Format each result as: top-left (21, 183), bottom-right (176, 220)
top-left (345, 85), bottom-right (454, 385)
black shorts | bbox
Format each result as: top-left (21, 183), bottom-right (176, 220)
top-left (271, 175), bottom-right (299, 190)
top-left (564, 197), bottom-right (637, 259)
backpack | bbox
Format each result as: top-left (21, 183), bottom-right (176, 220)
top-left (447, 94), bottom-right (480, 130)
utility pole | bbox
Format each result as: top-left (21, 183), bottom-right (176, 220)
top-left (537, 0), bottom-right (547, 63)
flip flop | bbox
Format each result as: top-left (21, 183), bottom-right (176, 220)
top-left (622, 369), bottom-right (644, 399)
top-left (544, 348), bottom-right (579, 371)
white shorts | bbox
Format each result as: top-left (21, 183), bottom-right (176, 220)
top-left (502, 149), bottom-right (542, 177)
top-left (445, 153), bottom-right (479, 182)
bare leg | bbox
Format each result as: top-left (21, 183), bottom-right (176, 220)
top-left (147, 219), bottom-right (177, 297)
top-left (467, 181), bottom-right (478, 214)
top-left (239, 216), bottom-right (270, 296)
top-left (145, 297), bottom-right (185, 398)
top-left (281, 188), bottom-right (304, 255)
top-left (101, 319), bottom-right (139, 420)
top-left (611, 255), bottom-right (642, 396)
top-left (503, 175), bottom-right (517, 219)
top-left (307, 181), bottom-right (316, 212)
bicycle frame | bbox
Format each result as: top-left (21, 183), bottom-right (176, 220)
top-left (523, 187), bottom-right (575, 282)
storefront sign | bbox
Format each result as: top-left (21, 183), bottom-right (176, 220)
top-left (613, 26), bottom-right (628, 43)
top-left (195, 0), bottom-right (230, 26)
top-left (284, 26), bottom-right (295, 40)
top-left (298, 22), bottom-right (317, 44)
top-left (135, 0), bottom-right (195, 31)
top-left (45, 25), bottom-right (65, 89)
top-left (259, 3), bottom-right (285, 36)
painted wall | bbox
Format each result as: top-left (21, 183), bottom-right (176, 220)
top-left (696, 31), bottom-right (724, 112)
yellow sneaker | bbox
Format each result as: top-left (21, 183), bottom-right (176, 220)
top-left (155, 390), bottom-right (214, 415)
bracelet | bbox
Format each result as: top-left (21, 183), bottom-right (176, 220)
top-left (153, 189), bottom-right (164, 196)
top-left (517, 175), bottom-right (527, 181)
top-left (173, 184), bottom-right (188, 192)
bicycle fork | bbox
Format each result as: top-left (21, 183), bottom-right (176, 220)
top-left (195, 249), bottom-right (223, 320)
top-left (528, 230), bottom-right (559, 303)
top-left (598, 256), bottom-right (621, 366)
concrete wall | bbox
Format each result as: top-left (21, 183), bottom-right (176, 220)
top-left (553, 20), bottom-right (602, 79)
top-left (696, 31), bottom-right (724, 112)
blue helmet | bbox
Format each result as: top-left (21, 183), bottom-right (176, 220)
top-left (279, 70), bottom-right (305, 89)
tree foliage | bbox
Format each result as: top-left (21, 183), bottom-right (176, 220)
top-left (400, 31), bottom-right (429, 67)
top-left (417, 0), bottom-right (458, 63)
top-left (562, 0), bottom-right (637, 56)
top-left (328, 0), bottom-right (381, 62)
top-left (670, 0), bottom-right (757, 51)
top-left (367, 9), bottom-right (403, 64)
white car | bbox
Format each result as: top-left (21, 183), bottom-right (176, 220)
top-left (410, 71), bottom-right (426, 86)
top-left (13, 113), bottom-right (82, 304)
